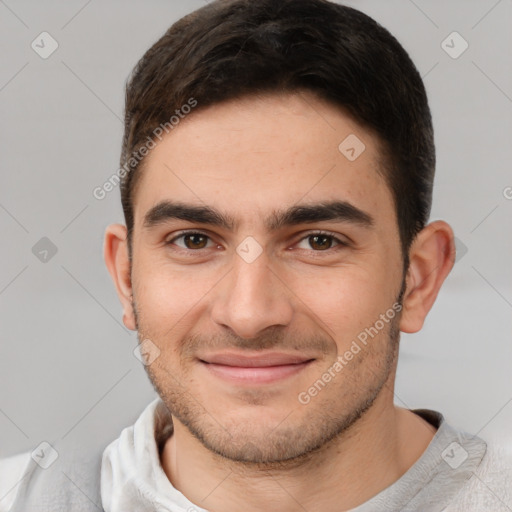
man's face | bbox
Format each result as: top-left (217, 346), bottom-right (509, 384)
top-left (129, 92), bottom-right (405, 463)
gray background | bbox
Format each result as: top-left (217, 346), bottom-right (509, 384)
top-left (0, 0), bottom-right (511, 459)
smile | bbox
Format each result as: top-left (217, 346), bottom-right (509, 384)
top-left (198, 352), bottom-right (315, 385)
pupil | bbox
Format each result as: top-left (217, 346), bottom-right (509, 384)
top-left (311, 235), bottom-right (331, 250)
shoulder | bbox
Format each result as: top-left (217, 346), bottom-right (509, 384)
top-left (478, 436), bottom-right (512, 483)
top-left (3, 440), bottom-right (106, 512)
top-left (446, 435), bottom-right (512, 511)
top-left (0, 451), bottom-right (31, 512)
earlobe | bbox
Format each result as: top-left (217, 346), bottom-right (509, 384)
top-left (399, 220), bottom-right (455, 334)
top-left (103, 224), bottom-right (137, 331)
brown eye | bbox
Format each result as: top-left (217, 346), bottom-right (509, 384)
top-left (295, 232), bottom-right (346, 252)
top-left (183, 233), bottom-right (208, 249)
top-left (308, 234), bottom-right (335, 250)
top-left (168, 232), bottom-right (214, 250)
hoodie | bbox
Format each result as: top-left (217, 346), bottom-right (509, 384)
top-left (3, 398), bottom-right (512, 511)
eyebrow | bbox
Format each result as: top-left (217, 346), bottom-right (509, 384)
top-left (142, 200), bottom-right (374, 232)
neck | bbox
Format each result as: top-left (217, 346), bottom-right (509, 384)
top-left (160, 394), bottom-right (437, 512)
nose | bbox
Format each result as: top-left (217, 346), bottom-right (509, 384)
top-left (210, 250), bottom-right (294, 340)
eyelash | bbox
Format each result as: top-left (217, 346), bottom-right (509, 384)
top-left (165, 230), bottom-right (349, 253)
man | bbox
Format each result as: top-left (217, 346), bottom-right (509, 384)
top-left (2, 0), bottom-right (511, 510)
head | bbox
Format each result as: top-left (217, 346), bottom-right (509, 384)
top-left (105, 0), bottom-right (455, 465)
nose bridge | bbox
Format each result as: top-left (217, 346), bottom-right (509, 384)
top-left (232, 254), bottom-right (273, 303)
top-left (211, 250), bottom-right (293, 338)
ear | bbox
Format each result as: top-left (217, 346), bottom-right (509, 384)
top-left (103, 224), bottom-right (136, 331)
top-left (399, 220), bottom-right (455, 333)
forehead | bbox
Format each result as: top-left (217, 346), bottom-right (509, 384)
top-left (132, 92), bottom-right (395, 231)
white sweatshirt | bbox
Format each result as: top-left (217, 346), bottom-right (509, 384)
top-left (1, 398), bottom-right (511, 511)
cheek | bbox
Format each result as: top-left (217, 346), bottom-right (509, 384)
top-left (133, 260), bottom-right (217, 331)
top-left (288, 263), bottom-right (397, 343)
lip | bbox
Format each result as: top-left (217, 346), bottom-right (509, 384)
top-left (198, 351), bottom-right (315, 385)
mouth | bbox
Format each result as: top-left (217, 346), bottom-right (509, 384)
top-left (198, 352), bottom-right (315, 385)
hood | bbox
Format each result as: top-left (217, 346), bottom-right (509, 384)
top-left (101, 397), bottom-right (209, 512)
